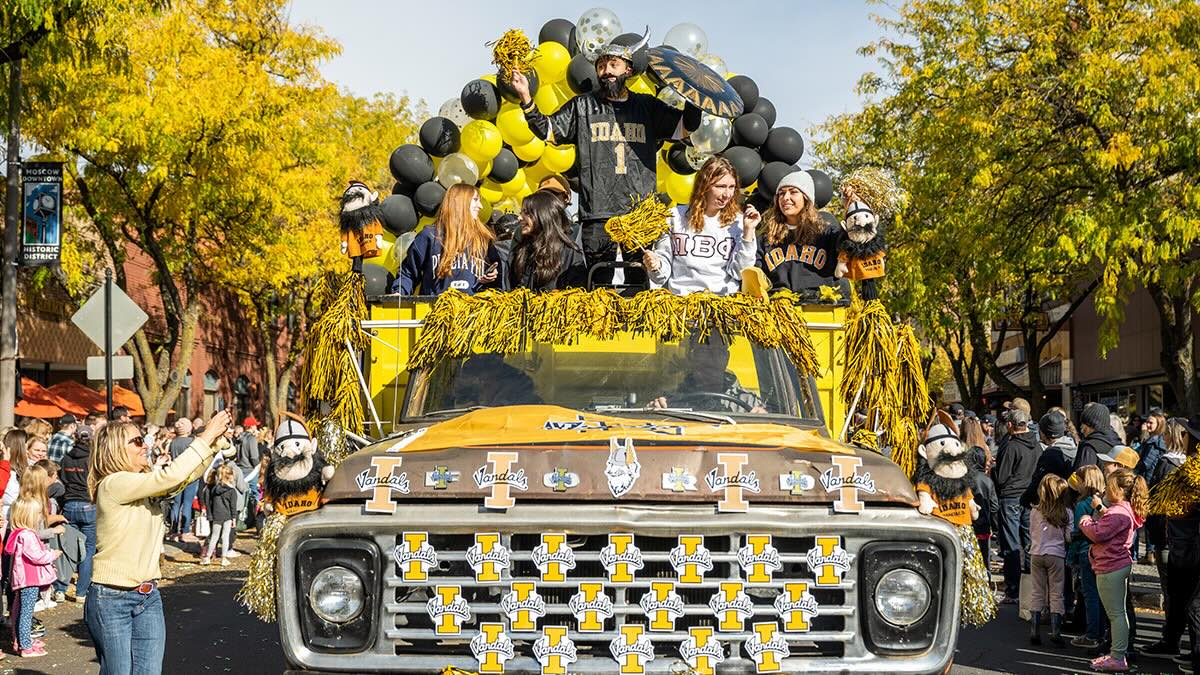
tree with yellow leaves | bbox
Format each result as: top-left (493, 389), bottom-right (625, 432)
top-left (820, 0), bottom-right (1200, 414)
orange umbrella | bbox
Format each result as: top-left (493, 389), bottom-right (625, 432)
top-left (14, 398), bottom-right (65, 419)
top-left (19, 377), bottom-right (87, 416)
top-left (111, 385), bottom-right (146, 417)
top-left (46, 380), bottom-right (108, 414)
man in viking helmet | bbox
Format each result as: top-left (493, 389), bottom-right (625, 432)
top-left (509, 29), bottom-right (684, 285)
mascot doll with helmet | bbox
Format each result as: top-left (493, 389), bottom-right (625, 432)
top-left (263, 413), bottom-right (335, 517)
top-left (916, 410), bottom-right (997, 626)
top-left (340, 181), bottom-right (385, 274)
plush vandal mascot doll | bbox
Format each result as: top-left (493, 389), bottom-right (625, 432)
top-left (340, 181), bottom-right (385, 273)
top-left (916, 410), bottom-right (996, 626)
top-left (264, 414), bottom-right (335, 517)
top-left (835, 195), bottom-right (886, 299)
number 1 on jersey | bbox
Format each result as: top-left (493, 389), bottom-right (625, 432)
top-left (615, 142), bottom-right (627, 175)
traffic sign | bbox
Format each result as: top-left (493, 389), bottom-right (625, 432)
top-left (87, 355), bottom-right (133, 380)
top-left (71, 283), bottom-right (148, 352)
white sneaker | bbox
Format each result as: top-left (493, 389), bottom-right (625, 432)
top-left (220, 557), bottom-right (231, 567)
top-left (43, 599), bottom-right (57, 609)
top-left (224, 549), bottom-right (241, 558)
top-left (33, 600), bottom-right (46, 612)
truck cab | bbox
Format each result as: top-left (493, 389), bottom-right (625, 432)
top-left (274, 293), bottom-right (961, 674)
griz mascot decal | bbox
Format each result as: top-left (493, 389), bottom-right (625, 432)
top-left (916, 410), bottom-right (997, 626)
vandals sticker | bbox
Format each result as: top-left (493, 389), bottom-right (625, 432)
top-left (806, 536), bottom-right (854, 587)
top-left (738, 534), bottom-right (782, 584)
top-left (470, 623), bottom-right (514, 674)
top-left (744, 622), bottom-right (789, 673)
top-left (358, 456), bottom-right (409, 514)
top-left (820, 456), bottom-right (877, 513)
top-left (499, 581), bottom-right (545, 632)
top-left (775, 582), bottom-right (820, 633)
top-left (669, 535), bottom-right (713, 585)
top-left (679, 626), bottom-right (725, 675)
top-left (568, 583), bottom-right (613, 633)
top-left (609, 624), bottom-right (655, 674)
top-left (531, 533), bottom-right (576, 582)
top-left (474, 452), bottom-right (528, 510)
top-left (392, 532), bottom-right (437, 582)
top-left (639, 581), bottom-right (685, 632)
top-left (604, 438), bottom-right (641, 498)
top-left (662, 466), bottom-right (698, 492)
top-left (708, 582), bottom-right (754, 632)
top-left (542, 467), bottom-right (580, 492)
top-left (600, 534), bottom-right (644, 583)
top-left (466, 533), bottom-right (511, 583)
top-left (705, 453), bottom-right (761, 512)
top-left (426, 585), bottom-right (470, 635)
top-left (532, 625), bottom-right (577, 675)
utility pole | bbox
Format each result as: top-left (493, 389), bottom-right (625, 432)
top-left (0, 59), bottom-right (23, 428)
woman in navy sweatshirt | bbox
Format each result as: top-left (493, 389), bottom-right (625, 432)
top-left (394, 184), bottom-right (502, 295)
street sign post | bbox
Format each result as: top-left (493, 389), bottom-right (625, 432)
top-left (71, 272), bottom-right (148, 415)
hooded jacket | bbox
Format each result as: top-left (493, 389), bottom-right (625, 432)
top-left (1080, 500), bottom-right (1145, 574)
top-left (5, 527), bottom-right (58, 590)
top-left (992, 430), bottom-right (1039, 499)
top-left (60, 435), bottom-right (93, 504)
top-left (1019, 435), bottom-right (1079, 507)
top-left (969, 446), bottom-right (1000, 537)
top-left (1073, 426), bottom-right (1121, 470)
top-left (1134, 434), bottom-right (1164, 480)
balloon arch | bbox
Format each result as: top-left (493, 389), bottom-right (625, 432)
top-left (370, 10), bottom-right (834, 274)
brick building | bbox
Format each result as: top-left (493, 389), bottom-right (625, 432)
top-left (18, 246), bottom-right (293, 423)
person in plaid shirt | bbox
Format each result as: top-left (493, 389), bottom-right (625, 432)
top-left (47, 414), bottom-right (78, 463)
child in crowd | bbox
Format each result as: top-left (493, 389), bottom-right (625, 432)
top-left (1028, 473), bottom-right (1072, 646)
top-left (200, 463), bottom-right (239, 566)
top-left (1069, 465), bottom-right (1107, 649)
top-left (5, 495), bottom-right (60, 657)
top-left (644, 156), bottom-right (759, 295)
top-left (1080, 468), bottom-right (1148, 673)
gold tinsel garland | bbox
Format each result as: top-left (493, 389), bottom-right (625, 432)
top-left (303, 272), bottom-right (368, 433)
top-left (957, 523), bottom-right (999, 626)
top-left (237, 512), bottom-right (288, 621)
top-left (1148, 453), bottom-right (1200, 517)
top-left (406, 288), bottom-right (820, 377)
top-left (895, 324), bottom-right (932, 421)
top-left (604, 195), bottom-right (672, 251)
top-left (840, 167), bottom-right (908, 219)
top-left (490, 29), bottom-right (536, 75)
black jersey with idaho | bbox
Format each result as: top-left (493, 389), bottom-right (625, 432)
top-left (525, 91), bottom-right (681, 222)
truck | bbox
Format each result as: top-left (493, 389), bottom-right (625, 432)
top-left (273, 290), bottom-right (962, 674)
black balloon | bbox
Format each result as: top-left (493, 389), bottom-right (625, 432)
top-left (720, 146), bottom-right (762, 189)
top-left (567, 26), bottom-right (579, 56)
top-left (819, 210), bottom-right (840, 231)
top-left (757, 161), bottom-right (798, 198)
top-left (489, 148), bottom-right (519, 183)
top-left (666, 143), bottom-right (696, 175)
top-left (566, 52), bottom-right (597, 95)
top-left (763, 127), bottom-right (804, 165)
top-left (380, 194), bottom-right (418, 235)
top-left (418, 116), bottom-right (461, 157)
top-left (392, 177), bottom-right (418, 197)
top-left (389, 145), bottom-right (434, 185)
top-left (413, 181), bottom-right (446, 217)
top-left (682, 104), bottom-right (703, 133)
top-left (752, 96), bottom-right (777, 128)
top-left (728, 75), bottom-right (759, 113)
top-left (611, 32), bottom-right (650, 75)
top-left (807, 169), bottom-right (834, 209)
top-left (461, 79), bottom-right (501, 120)
top-left (496, 67), bottom-right (538, 104)
top-left (538, 18), bottom-right (574, 46)
top-left (361, 263), bottom-right (391, 297)
top-left (731, 113), bottom-right (769, 148)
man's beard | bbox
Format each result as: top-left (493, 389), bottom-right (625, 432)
top-left (599, 73), bottom-right (629, 99)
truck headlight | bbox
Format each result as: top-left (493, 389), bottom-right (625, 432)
top-left (873, 568), bottom-right (930, 627)
top-left (309, 566), bottom-right (365, 624)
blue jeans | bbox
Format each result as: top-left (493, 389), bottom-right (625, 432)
top-left (1079, 556), bottom-right (1104, 640)
top-left (241, 474), bottom-right (259, 531)
top-left (84, 584), bottom-right (166, 675)
top-left (170, 480), bottom-right (199, 535)
top-left (997, 497), bottom-right (1030, 598)
top-left (63, 500), bottom-right (97, 598)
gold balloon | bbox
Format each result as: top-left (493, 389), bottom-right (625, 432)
top-left (500, 168), bottom-right (527, 196)
top-left (493, 196), bottom-right (520, 214)
top-left (479, 179), bottom-right (505, 203)
top-left (460, 119), bottom-right (502, 163)
top-left (532, 41), bottom-right (570, 83)
top-left (665, 169), bottom-right (696, 205)
top-left (496, 104), bottom-right (535, 145)
top-left (534, 84), bottom-right (561, 114)
top-left (513, 136), bottom-right (545, 162)
top-left (540, 144), bottom-right (576, 173)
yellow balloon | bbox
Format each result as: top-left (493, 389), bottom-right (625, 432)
top-left (524, 163), bottom-right (552, 188)
top-left (534, 84), bottom-right (561, 114)
top-left (516, 182), bottom-right (535, 200)
top-left (481, 73), bottom-right (497, 84)
top-left (540, 144), bottom-right (576, 173)
top-left (493, 196), bottom-right (520, 214)
top-left (478, 199), bottom-right (493, 224)
top-left (460, 119), bottom-right (502, 164)
top-left (496, 104), bottom-right (534, 145)
top-left (665, 170), bottom-right (696, 205)
top-left (552, 82), bottom-right (574, 102)
top-left (479, 179), bottom-right (505, 203)
top-left (416, 216), bottom-right (435, 231)
top-left (477, 159), bottom-right (492, 178)
top-left (532, 41), bottom-right (570, 83)
top-left (513, 136), bottom-right (545, 162)
top-left (500, 168), bottom-right (527, 196)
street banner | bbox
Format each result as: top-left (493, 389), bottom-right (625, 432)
top-left (20, 162), bottom-right (64, 267)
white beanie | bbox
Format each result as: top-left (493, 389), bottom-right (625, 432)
top-left (775, 171), bottom-right (815, 206)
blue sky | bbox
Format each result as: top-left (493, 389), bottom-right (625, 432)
top-left (287, 1), bottom-right (891, 167)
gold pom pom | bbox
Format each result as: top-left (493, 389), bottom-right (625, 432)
top-left (236, 512), bottom-right (289, 621)
top-left (302, 272), bottom-right (368, 433)
top-left (604, 195), bottom-right (672, 251)
top-left (957, 524), bottom-right (998, 626)
top-left (1149, 453), bottom-right (1200, 516)
top-left (840, 167), bottom-right (908, 219)
top-left (490, 29), bottom-right (535, 76)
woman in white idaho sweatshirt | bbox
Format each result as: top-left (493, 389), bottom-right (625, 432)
top-left (643, 156), bottom-right (760, 295)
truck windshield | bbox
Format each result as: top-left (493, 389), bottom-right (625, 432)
top-left (403, 331), bottom-right (820, 422)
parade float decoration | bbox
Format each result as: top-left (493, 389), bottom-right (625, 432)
top-left (915, 411), bottom-right (998, 626)
top-left (339, 181), bottom-right (385, 273)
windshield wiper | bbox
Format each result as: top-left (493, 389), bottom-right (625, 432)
top-left (596, 406), bottom-right (736, 426)
top-left (417, 405), bottom-right (491, 419)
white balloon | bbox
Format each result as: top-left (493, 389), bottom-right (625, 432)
top-left (656, 86), bottom-right (686, 111)
top-left (690, 113), bottom-right (732, 154)
top-left (698, 53), bottom-right (727, 76)
top-left (576, 7), bottom-right (622, 62)
top-left (437, 98), bottom-right (472, 130)
top-left (684, 145), bottom-right (712, 171)
top-left (663, 22), bottom-right (709, 59)
top-left (436, 152), bottom-right (480, 189)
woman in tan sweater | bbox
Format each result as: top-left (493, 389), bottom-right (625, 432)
top-left (83, 409), bottom-right (230, 675)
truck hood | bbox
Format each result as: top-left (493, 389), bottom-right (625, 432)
top-left (323, 405), bottom-right (918, 507)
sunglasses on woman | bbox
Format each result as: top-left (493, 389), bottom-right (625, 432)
top-left (130, 435), bottom-right (145, 448)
